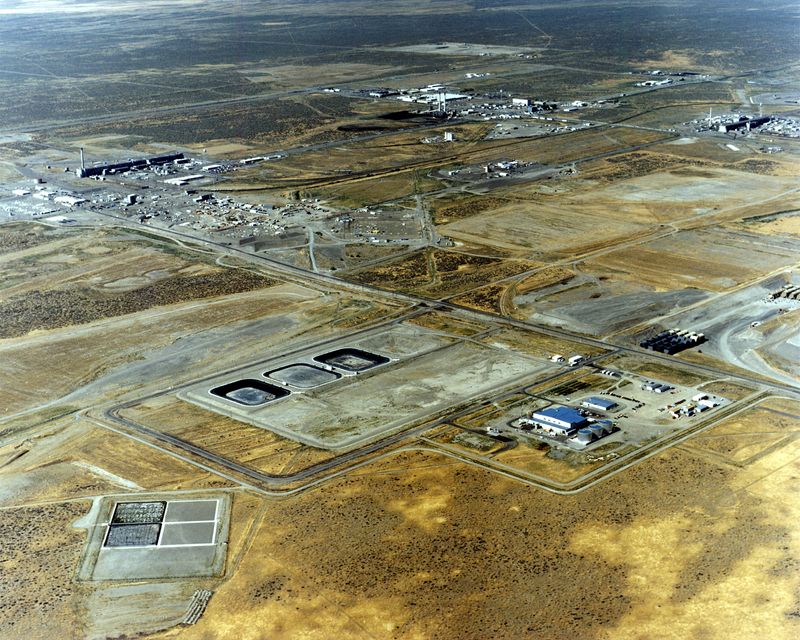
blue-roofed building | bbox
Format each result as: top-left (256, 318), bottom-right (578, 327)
top-left (530, 406), bottom-right (588, 435)
top-left (581, 396), bottom-right (618, 412)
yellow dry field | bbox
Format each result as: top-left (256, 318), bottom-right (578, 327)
top-left (492, 126), bottom-right (667, 167)
top-left (451, 266), bottom-right (578, 315)
top-left (0, 418), bottom-right (225, 505)
top-left (490, 443), bottom-right (605, 483)
top-left (448, 282), bottom-right (508, 314)
top-left (0, 161), bottom-right (22, 181)
top-left (438, 199), bottom-right (650, 259)
top-left (163, 436), bottom-right (800, 640)
top-left (405, 311), bottom-right (493, 337)
top-left (349, 247), bottom-right (539, 299)
top-left (0, 501), bottom-right (91, 639)
top-left (0, 282), bottom-right (327, 416)
top-left (566, 166), bottom-right (799, 225)
top-left (684, 398), bottom-right (800, 466)
top-left (618, 357), bottom-right (711, 387)
top-left (652, 136), bottom-right (800, 174)
top-left (515, 266), bottom-right (576, 294)
top-left (120, 397), bottom-right (333, 477)
top-left (430, 194), bottom-right (510, 225)
top-left (0, 405), bottom-right (271, 640)
top-left (696, 380), bottom-right (758, 402)
top-left (675, 350), bottom-right (782, 386)
top-left (316, 170), bottom-right (442, 207)
top-left (742, 215), bottom-right (800, 237)
top-left (585, 226), bottom-right (797, 292)
top-left (478, 327), bottom-right (609, 360)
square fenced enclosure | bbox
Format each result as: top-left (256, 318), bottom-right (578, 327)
top-left (111, 501), bottom-right (166, 524)
top-left (105, 523), bottom-right (161, 547)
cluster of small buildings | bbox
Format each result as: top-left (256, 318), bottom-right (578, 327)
top-left (758, 117), bottom-right (800, 138)
top-left (690, 112), bottom-right (774, 135)
top-left (10, 184), bottom-right (87, 208)
top-left (640, 329), bottom-right (706, 355)
top-left (392, 84), bottom-right (470, 109)
top-left (631, 70), bottom-right (703, 87)
top-left (516, 397), bottom-right (618, 446)
top-left (768, 283), bottom-right (800, 302)
top-left (422, 131), bottom-right (456, 144)
top-left (665, 394), bottom-right (720, 418)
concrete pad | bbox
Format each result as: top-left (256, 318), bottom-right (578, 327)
top-left (164, 500), bottom-right (218, 523)
top-left (77, 493), bottom-right (230, 582)
top-left (92, 545), bottom-right (219, 580)
top-left (160, 522), bottom-right (215, 546)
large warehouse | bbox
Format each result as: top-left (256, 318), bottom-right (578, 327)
top-left (582, 396), bottom-right (618, 412)
top-left (530, 406), bottom-right (589, 436)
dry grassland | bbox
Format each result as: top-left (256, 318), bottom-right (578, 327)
top-left (405, 312), bottom-right (492, 337)
top-left (0, 501), bottom-right (90, 639)
top-left (696, 380), bottom-right (758, 402)
top-left (430, 194), bottom-right (510, 225)
top-left (428, 421), bottom-right (605, 484)
top-left (315, 170), bottom-right (442, 208)
top-left (741, 215), bottom-right (800, 237)
top-left (0, 282), bottom-right (333, 417)
top-left (349, 248), bottom-right (538, 299)
top-left (120, 397), bottom-right (333, 478)
top-left (0, 419), bottom-right (226, 505)
top-left (0, 225), bottom-right (277, 337)
top-left (492, 444), bottom-right (606, 483)
top-left (448, 282), bottom-right (507, 314)
top-left (516, 266), bottom-right (576, 294)
top-left (478, 327), bottom-right (609, 361)
top-left (654, 136), bottom-right (800, 169)
top-left (553, 165), bottom-right (799, 226)
top-left (165, 443), bottom-right (800, 640)
top-left (676, 350), bottom-right (784, 387)
top-left (585, 227), bottom-right (797, 292)
top-left (439, 200), bottom-right (649, 259)
top-left (0, 222), bottom-right (72, 256)
top-left (241, 63), bottom-right (401, 88)
top-left (684, 399), bottom-right (800, 466)
top-left (580, 150), bottom-right (700, 183)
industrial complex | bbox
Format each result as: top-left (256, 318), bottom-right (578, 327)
top-left (1, 2), bottom-right (799, 639)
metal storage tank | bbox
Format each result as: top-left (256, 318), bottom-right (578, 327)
top-left (589, 424), bottom-right (607, 439)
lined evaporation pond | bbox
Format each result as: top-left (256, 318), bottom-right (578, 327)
top-left (210, 379), bottom-right (291, 406)
top-left (313, 348), bottom-right (390, 372)
top-left (266, 363), bottom-right (341, 389)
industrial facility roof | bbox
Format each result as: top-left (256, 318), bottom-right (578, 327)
top-left (584, 396), bottom-right (617, 410)
top-left (534, 405), bottom-right (586, 426)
